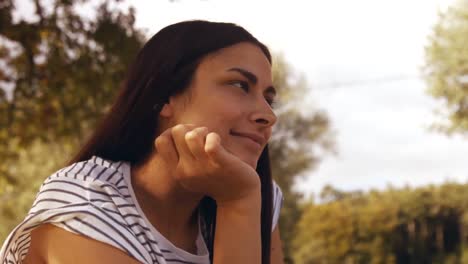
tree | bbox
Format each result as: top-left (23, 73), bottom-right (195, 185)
top-left (424, 0), bottom-right (468, 135)
top-left (293, 182), bottom-right (468, 263)
top-left (270, 55), bottom-right (335, 263)
top-left (0, 0), bottom-right (144, 163)
top-left (0, 0), bottom-right (145, 241)
top-left (0, 2), bottom-right (336, 257)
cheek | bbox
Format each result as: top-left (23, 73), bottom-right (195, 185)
top-left (208, 107), bottom-right (244, 145)
top-left (180, 101), bottom-right (243, 135)
top-left (219, 107), bottom-right (243, 123)
top-left (203, 98), bottom-right (243, 124)
top-left (212, 111), bottom-right (242, 141)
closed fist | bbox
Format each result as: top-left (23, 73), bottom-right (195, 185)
top-left (154, 124), bottom-right (261, 204)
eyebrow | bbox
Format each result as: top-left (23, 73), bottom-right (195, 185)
top-left (227, 67), bottom-right (277, 97)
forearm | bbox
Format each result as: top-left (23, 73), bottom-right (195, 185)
top-left (214, 190), bottom-right (262, 264)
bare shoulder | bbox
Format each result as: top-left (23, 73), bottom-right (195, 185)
top-left (23, 224), bottom-right (141, 264)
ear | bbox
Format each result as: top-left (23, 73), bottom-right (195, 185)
top-left (159, 102), bottom-right (173, 118)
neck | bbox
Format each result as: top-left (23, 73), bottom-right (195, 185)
top-left (130, 154), bottom-right (204, 245)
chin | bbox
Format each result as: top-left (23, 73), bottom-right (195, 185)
top-left (226, 142), bottom-right (261, 169)
top-left (242, 156), bottom-right (259, 170)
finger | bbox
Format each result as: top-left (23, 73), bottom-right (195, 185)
top-left (185, 127), bottom-right (209, 159)
top-left (155, 127), bottom-right (179, 163)
top-left (204, 132), bottom-right (232, 165)
top-left (171, 124), bottom-right (197, 161)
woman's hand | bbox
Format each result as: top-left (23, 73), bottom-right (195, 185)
top-left (154, 124), bottom-right (261, 204)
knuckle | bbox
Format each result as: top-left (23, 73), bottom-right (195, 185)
top-left (162, 127), bottom-right (172, 135)
top-left (172, 124), bottom-right (184, 133)
top-left (171, 125), bottom-right (181, 134)
top-left (155, 135), bottom-right (168, 146)
top-left (196, 127), bottom-right (209, 134)
top-left (204, 144), bottom-right (217, 155)
top-left (185, 130), bottom-right (198, 141)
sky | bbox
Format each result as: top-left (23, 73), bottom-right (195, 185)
top-left (123, 0), bottom-right (468, 200)
top-left (16, 0), bottom-right (468, 199)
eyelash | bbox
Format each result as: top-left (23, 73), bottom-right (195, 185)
top-left (229, 80), bottom-right (277, 108)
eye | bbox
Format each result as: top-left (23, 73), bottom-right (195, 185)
top-left (229, 80), bottom-right (250, 92)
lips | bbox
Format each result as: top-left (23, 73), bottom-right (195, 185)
top-left (230, 131), bottom-right (266, 147)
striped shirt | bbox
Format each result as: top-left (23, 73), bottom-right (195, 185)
top-left (0, 156), bottom-right (284, 264)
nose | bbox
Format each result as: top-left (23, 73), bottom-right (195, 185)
top-left (250, 99), bottom-right (277, 127)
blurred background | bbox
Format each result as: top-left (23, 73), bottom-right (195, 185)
top-left (1, 0), bottom-right (468, 263)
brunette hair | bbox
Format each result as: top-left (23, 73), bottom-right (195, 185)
top-left (69, 20), bottom-right (274, 264)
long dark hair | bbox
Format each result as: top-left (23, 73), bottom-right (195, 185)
top-left (69, 20), bottom-right (273, 264)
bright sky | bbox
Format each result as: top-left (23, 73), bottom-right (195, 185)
top-left (124, 0), bottom-right (468, 199)
top-left (16, 0), bottom-right (468, 199)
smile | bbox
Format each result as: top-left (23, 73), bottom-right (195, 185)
top-left (230, 131), bottom-right (262, 149)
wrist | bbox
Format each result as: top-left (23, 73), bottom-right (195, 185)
top-left (216, 187), bottom-right (262, 214)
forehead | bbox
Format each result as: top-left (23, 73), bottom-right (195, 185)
top-left (197, 42), bottom-right (272, 80)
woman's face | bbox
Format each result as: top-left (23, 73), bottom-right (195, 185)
top-left (161, 42), bottom-right (277, 168)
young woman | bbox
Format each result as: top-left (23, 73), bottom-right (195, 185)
top-left (1, 20), bottom-right (285, 264)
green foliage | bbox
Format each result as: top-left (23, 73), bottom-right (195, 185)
top-left (294, 183), bottom-right (468, 264)
top-left (424, 0), bottom-right (468, 134)
top-left (0, 139), bottom-right (76, 240)
top-left (0, 2), bottom-right (336, 258)
top-left (0, 0), bottom-right (145, 242)
top-left (270, 55), bottom-right (335, 263)
top-left (0, 0), bottom-right (145, 173)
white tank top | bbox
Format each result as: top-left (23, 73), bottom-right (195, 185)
top-left (0, 156), bottom-right (283, 264)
